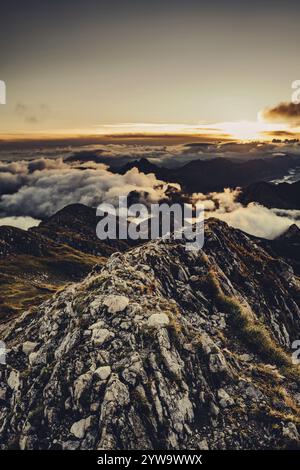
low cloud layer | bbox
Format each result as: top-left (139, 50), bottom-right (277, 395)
top-left (0, 156), bottom-right (179, 219)
top-left (2, 140), bottom-right (300, 170)
top-left (0, 216), bottom-right (40, 230)
top-left (192, 188), bottom-right (300, 239)
top-left (0, 149), bottom-right (299, 239)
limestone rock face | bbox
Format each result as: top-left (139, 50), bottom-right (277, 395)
top-left (147, 313), bottom-right (170, 328)
top-left (22, 342), bottom-right (37, 356)
top-left (94, 366), bottom-right (111, 381)
top-left (1, 219), bottom-right (300, 450)
top-left (103, 295), bottom-right (129, 314)
top-left (7, 371), bottom-right (19, 391)
top-left (70, 416), bottom-right (93, 439)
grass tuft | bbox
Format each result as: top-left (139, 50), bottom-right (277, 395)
top-left (206, 269), bottom-right (292, 368)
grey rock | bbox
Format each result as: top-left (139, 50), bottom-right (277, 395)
top-left (282, 422), bottom-right (299, 442)
top-left (94, 366), bottom-right (111, 381)
top-left (147, 313), bottom-right (169, 328)
top-left (103, 295), bottom-right (129, 314)
top-left (217, 388), bottom-right (234, 408)
top-left (1, 220), bottom-right (300, 450)
top-left (70, 416), bottom-right (93, 439)
top-left (22, 341), bottom-right (38, 355)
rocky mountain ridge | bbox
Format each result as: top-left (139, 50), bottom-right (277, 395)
top-left (113, 156), bottom-right (300, 193)
top-left (0, 219), bottom-right (300, 449)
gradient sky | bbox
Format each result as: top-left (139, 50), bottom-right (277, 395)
top-left (1, 0), bottom-right (300, 140)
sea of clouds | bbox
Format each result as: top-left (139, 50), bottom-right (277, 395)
top-left (2, 140), bottom-right (300, 166)
top-left (0, 156), bottom-right (179, 223)
top-left (0, 142), bottom-right (300, 238)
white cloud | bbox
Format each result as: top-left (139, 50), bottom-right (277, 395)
top-left (210, 203), bottom-right (300, 239)
top-left (0, 150), bottom-right (299, 239)
top-left (193, 188), bottom-right (300, 239)
top-left (0, 157), bottom-right (179, 218)
top-left (0, 216), bottom-right (40, 230)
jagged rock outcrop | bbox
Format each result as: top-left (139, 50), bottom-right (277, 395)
top-left (0, 219), bottom-right (300, 450)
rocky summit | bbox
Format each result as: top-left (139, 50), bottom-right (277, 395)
top-left (1, 219), bottom-right (300, 450)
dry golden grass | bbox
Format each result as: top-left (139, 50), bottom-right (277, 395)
top-left (205, 269), bottom-right (293, 369)
top-left (0, 247), bottom-right (101, 318)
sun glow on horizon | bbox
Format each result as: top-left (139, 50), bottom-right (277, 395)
top-left (93, 120), bottom-right (295, 142)
top-left (214, 120), bottom-right (291, 141)
top-left (0, 120), bottom-right (298, 144)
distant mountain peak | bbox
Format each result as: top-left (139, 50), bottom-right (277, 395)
top-left (277, 223), bottom-right (300, 240)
